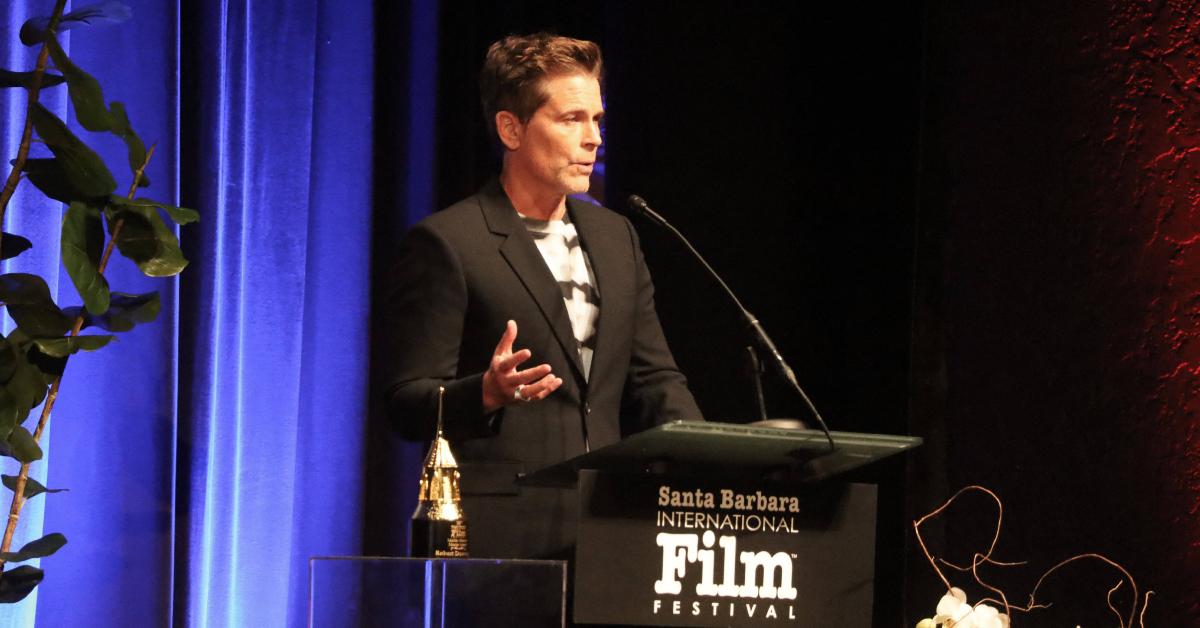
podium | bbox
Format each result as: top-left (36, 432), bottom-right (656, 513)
top-left (520, 421), bottom-right (922, 627)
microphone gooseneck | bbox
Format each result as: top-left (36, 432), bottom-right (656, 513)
top-left (625, 194), bottom-right (836, 451)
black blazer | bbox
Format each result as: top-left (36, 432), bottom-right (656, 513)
top-left (384, 180), bottom-right (702, 558)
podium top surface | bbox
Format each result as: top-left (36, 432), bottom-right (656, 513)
top-left (519, 421), bottom-right (922, 487)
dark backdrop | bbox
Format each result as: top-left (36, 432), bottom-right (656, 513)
top-left (910, 0), bottom-right (1198, 624)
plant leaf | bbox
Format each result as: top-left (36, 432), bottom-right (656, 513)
top-left (30, 103), bottom-right (116, 198)
top-left (0, 70), bottom-right (66, 89)
top-left (0, 233), bottom-right (32, 261)
top-left (25, 347), bottom-right (66, 386)
top-left (0, 566), bottom-right (43, 603)
top-left (0, 274), bottom-right (54, 307)
top-left (109, 196), bottom-right (197, 225)
top-left (3, 331), bottom-right (64, 386)
top-left (17, 158), bottom-right (88, 204)
top-left (63, 291), bottom-right (159, 333)
top-left (4, 427), bottom-right (42, 463)
top-left (107, 206), bottom-right (188, 277)
top-left (1, 475), bottom-right (67, 499)
top-left (0, 389), bottom-right (18, 444)
top-left (46, 36), bottom-right (111, 132)
top-left (0, 339), bottom-right (16, 385)
top-left (7, 306), bottom-right (73, 339)
top-left (61, 202), bottom-right (109, 315)
top-left (0, 334), bottom-right (48, 422)
top-left (142, 239), bottom-right (187, 277)
top-left (20, 0), bottom-right (133, 46)
top-left (0, 533), bottom-right (66, 563)
top-left (106, 207), bottom-right (159, 261)
top-left (107, 102), bottom-right (149, 187)
top-left (4, 358), bottom-right (47, 426)
top-left (30, 335), bottom-right (113, 358)
top-left (0, 274), bottom-right (73, 338)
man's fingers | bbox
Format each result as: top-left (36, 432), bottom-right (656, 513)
top-left (494, 348), bottom-right (532, 372)
top-left (483, 319), bottom-right (562, 406)
top-left (510, 363), bottom-right (552, 385)
top-left (493, 319), bottom-right (518, 357)
top-left (517, 374), bottom-right (563, 402)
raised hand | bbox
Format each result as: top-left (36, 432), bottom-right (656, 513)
top-left (481, 320), bottom-right (563, 413)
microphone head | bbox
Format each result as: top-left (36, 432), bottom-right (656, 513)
top-left (627, 194), bottom-right (650, 214)
top-left (625, 194), bottom-right (670, 227)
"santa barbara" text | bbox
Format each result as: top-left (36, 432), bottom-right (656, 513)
top-left (658, 485), bottom-right (801, 513)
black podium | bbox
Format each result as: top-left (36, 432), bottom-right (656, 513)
top-left (521, 421), bottom-right (922, 627)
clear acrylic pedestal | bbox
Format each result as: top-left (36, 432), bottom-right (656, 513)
top-left (309, 556), bottom-right (566, 628)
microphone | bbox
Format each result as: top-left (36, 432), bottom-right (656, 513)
top-left (627, 195), bottom-right (668, 228)
top-left (625, 194), bottom-right (835, 451)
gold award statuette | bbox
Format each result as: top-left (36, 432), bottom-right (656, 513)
top-left (410, 386), bottom-right (469, 558)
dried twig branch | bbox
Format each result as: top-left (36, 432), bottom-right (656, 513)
top-left (915, 486), bottom-right (1156, 627)
top-left (970, 551), bottom-right (1012, 617)
top-left (913, 485), bottom-right (1006, 592)
top-left (1024, 553), bottom-right (1145, 628)
top-left (1106, 581), bottom-right (1126, 628)
top-left (1138, 591), bottom-right (1154, 626)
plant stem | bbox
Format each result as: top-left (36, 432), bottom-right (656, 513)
top-left (0, 144), bottom-right (158, 567)
top-left (95, 145), bottom-right (156, 275)
top-left (0, 0), bottom-right (70, 261)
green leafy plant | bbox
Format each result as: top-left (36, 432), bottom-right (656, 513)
top-left (0, 0), bottom-right (196, 602)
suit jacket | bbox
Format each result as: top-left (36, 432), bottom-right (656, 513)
top-left (383, 179), bottom-right (702, 558)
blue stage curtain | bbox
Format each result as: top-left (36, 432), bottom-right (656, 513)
top-left (0, 0), bottom-right (380, 626)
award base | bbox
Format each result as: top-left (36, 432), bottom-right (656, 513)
top-left (409, 518), bottom-right (469, 558)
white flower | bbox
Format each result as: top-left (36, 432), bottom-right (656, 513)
top-left (966, 603), bottom-right (1010, 628)
top-left (931, 588), bottom-right (1010, 628)
top-left (935, 588), bottom-right (971, 623)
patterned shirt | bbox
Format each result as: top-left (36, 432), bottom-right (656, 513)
top-left (521, 213), bottom-right (600, 380)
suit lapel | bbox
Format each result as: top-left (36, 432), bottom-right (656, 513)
top-left (567, 196), bottom-right (619, 387)
top-left (478, 181), bottom-right (587, 383)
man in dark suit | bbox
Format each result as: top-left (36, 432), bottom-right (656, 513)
top-left (384, 33), bottom-right (702, 559)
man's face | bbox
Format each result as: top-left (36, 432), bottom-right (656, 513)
top-left (505, 73), bottom-right (604, 198)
